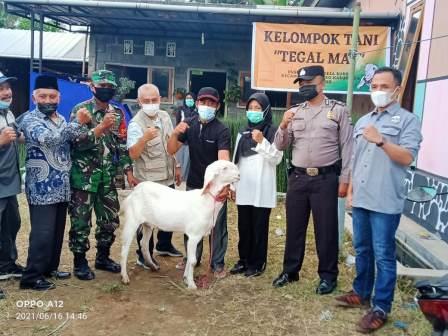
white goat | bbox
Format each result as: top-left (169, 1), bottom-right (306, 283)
top-left (120, 160), bottom-right (240, 289)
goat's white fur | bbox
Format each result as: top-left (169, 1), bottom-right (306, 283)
top-left (121, 160), bottom-right (240, 289)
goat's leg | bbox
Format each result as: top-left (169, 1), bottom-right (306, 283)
top-left (184, 235), bottom-right (201, 289)
top-left (121, 212), bottom-right (139, 284)
top-left (141, 225), bottom-right (160, 271)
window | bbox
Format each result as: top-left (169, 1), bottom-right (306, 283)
top-left (238, 71), bottom-right (256, 107)
top-left (148, 67), bottom-right (175, 103)
top-left (124, 40), bottom-right (133, 55)
top-left (144, 41), bottom-right (154, 56)
top-left (239, 71), bottom-right (287, 109)
top-left (105, 64), bottom-right (174, 103)
top-left (166, 42), bottom-right (176, 58)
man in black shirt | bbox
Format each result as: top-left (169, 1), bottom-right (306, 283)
top-left (168, 87), bottom-right (230, 278)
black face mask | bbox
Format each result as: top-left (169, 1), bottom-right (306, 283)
top-left (38, 103), bottom-right (58, 116)
top-left (297, 84), bottom-right (319, 103)
top-left (93, 87), bottom-right (115, 103)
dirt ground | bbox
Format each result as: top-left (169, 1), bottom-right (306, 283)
top-left (0, 194), bottom-right (431, 336)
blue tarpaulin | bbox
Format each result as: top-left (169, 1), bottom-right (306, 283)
top-left (28, 72), bottom-right (132, 124)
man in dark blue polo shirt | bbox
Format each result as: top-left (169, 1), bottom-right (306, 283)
top-left (168, 87), bottom-right (231, 278)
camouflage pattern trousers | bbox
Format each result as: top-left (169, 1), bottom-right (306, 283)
top-left (68, 184), bottom-right (120, 254)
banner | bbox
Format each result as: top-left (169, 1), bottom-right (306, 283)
top-left (251, 23), bottom-right (390, 94)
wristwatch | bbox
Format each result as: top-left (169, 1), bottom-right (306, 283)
top-left (376, 138), bottom-right (385, 147)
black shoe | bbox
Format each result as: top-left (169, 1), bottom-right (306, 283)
top-left (244, 268), bottom-right (263, 278)
top-left (0, 289), bottom-right (5, 299)
top-left (20, 279), bottom-right (56, 291)
top-left (0, 264), bottom-right (24, 280)
top-left (316, 279), bottom-right (337, 295)
top-left (272, 272), bottom-right (299, 288)
top-left (45, 271), bottom-right (71, 280)
top-left (95, 248), bottom-right (121, 273)
top-left (73, 253), bottom-right (95, 281)
top-left (229, 261), bottom-right (247, 275)
top-left (154, 245), bottom-right (183, 257)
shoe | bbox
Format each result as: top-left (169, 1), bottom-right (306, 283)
top-left (335, 290), bottom-right (371, 309)
top-left (154, 245), bottom-right (183, 257)
top-left (95, 247), bottom-right (121, 273)
top-left (213, 265), bottom-right (227, 279)
top-left (0, 264), bottom-right (24, 280)
top-left (73, 253), bottom-right (95, 281)
top-left (0, 289), bottom-right (5, 299)
top-left (272, 272), bottom-right (299, 288)
top-left (20, 279), bottom-right (56, 291)
top-left (44, 271), bottom-right (71, 280)
top-left (356, 308), bottom-right (387, 334)
top-left (244, 268), bottom-right (263, 278)
top-left (136, 254), bottom-right (159, 270)
top-left (229, 261), bottom-right (247, 275)
top-left (316, 279), bottom-right (337, 295)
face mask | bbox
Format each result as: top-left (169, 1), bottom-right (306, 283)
top-left (0, 99), bottom-right (11, 110)
top-left (370, 89), bottom-right (397, 108)
top-left (185, 99), bottom-right (195, 108)
top-left (297, 84), bottom-right (319, 103)
top-left (93, 87), bottom-right (115, 103)
top-left (198, 105), bottom-right (216, 122)
top-left (38, 103), bottom-right (58, 116)
top-left (246, 110), bottom-right (264, 124)
top-left (142, 103), bottom-right (159, 117)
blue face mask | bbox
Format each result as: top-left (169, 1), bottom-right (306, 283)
top-left (246, 110), bottom-right (264, 124)
top-left (0, 100), bottom-right (11, 110)
top-left (185, 98), bottom-right (195, 108)
top-left (198, 105), bottom-right (216, 122)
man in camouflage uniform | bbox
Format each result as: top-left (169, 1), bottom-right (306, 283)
top-left (69, 70), bottom-right (138, 280)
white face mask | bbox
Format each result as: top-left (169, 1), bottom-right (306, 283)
top-left (370, 88), bottom-right (397, 108)
top-left (142, 103), bottom-right (159, 117)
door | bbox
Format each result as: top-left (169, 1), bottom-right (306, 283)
top-left (189, 70), bottom-right (227, 116)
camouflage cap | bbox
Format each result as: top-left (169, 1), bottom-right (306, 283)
top-left (91, 70), bottom-right (117, 87)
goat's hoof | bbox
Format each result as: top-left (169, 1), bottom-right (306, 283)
top-left (150, 264), bottom-right (160, 272)
top-left (121, 274), bottom-right (130, 284)
top-left (187, 283), bottom-right (197, 290)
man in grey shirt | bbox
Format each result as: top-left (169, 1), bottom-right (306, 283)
top-left (335, 67), bottom-right (422, 334)
top-left (0, 72), bottom-right (23, 289)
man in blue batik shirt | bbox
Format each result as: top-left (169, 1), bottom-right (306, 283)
top-left (19, 75), bottom-right (91, 291)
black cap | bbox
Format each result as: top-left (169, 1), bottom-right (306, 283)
top-left (197, 87), bottom-right (220, 103)
top-left (34, 75), bottom-right (59, 91)
top-left (0, 71), bottom-right (17, 85)
top-left (293, 65), bottom-right (325, 84)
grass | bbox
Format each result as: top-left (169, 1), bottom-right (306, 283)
top-left (0, 195), bottom-right (433, 336)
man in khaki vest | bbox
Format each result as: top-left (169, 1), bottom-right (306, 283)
top-left (127, 84), bottom-right (183, 268)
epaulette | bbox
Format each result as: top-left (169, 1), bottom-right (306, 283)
top-left (326, 98), bottom-right (346, 107)
top-left (289, 102), bottom-right (307, 110)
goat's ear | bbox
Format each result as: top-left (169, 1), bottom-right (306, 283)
top-left (202, 170), bottom-right (218, 195)
top-left (201, 181), bottom-right (212, 195)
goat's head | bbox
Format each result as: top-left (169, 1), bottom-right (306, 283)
top-left (202, 160), bottom-right (240, 196)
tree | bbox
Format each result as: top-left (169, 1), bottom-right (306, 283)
top-left (0, 2), bottom-right (61, 31)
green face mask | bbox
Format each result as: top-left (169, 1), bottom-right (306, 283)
top-left (185, 98), bottom-right (195, 107)
top-left (246, 110), bottom-right (264, 124)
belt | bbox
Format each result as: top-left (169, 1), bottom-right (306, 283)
top-left (293, 164), bottom-right (338, 177)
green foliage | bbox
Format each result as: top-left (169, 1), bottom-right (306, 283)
top-left (221, 114), bottom-right (291, 193)
top-left (114, 77), bottom-right (136, 102)
top-left (0, 3), bottom-right (60, 31)
top-left (224, 83), bottom-right (241, 104)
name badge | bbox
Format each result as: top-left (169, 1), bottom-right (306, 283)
top-left (391, 116), bottom-right (401, 123)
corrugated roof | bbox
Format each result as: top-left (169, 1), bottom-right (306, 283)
top-left (0, 28), bottom-right (88, 62)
